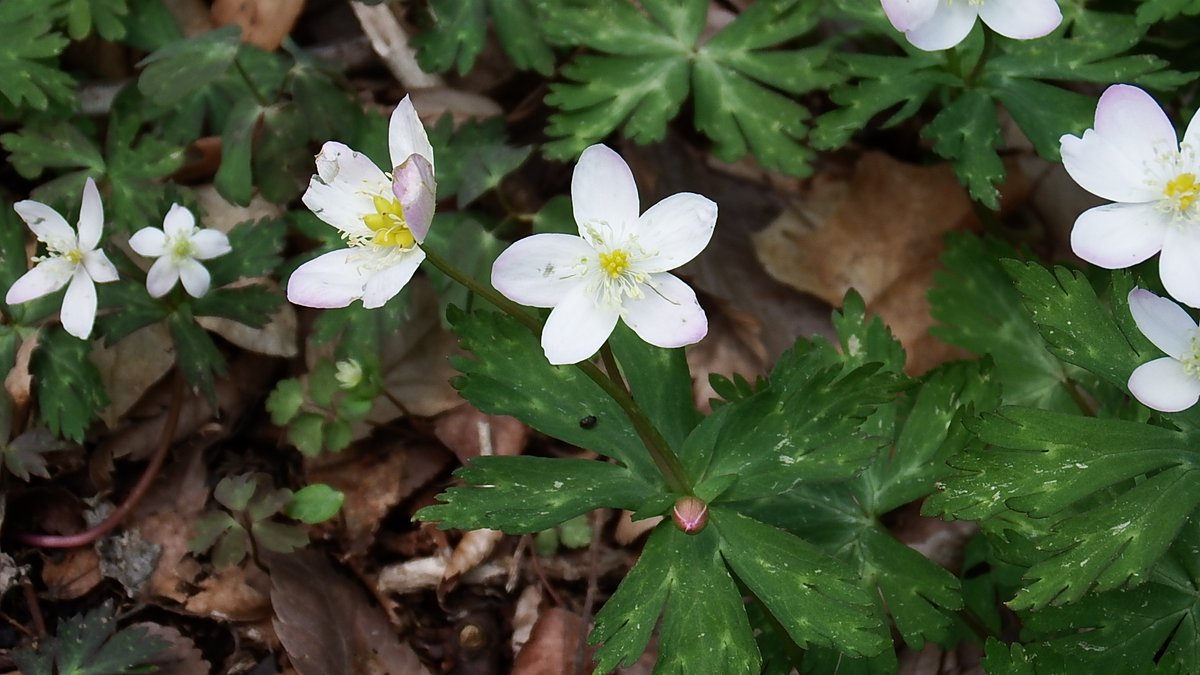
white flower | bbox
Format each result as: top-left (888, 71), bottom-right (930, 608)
top-left (129, 204), bottom-right (231, 298)
top-left (335, 358), bottom-right (363, 389)
top-left (1060, 85), bottom-right (1200, 306)
top-left (287, 95), bottom-right (436, 309)
top-left (881, 0), bottom-right (1062, 51)
top-left (1127, 288), bottom-right (1200, 412)
top-left (5, 177), bottom-right (119, 339)
top-left (491, 144), bottom-right (716, 365)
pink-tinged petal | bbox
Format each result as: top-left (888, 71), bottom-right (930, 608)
top-left (14, 200), bottom-right (72, 245)
top-left (881, 0), bottom-right (939, 31)
top-left (163, 203), bottom-right (196, 238)
top-left (77, 177), bottom-right (104, 250)
top-left (904, 1), bottom-right (978, 51)
top-left (5, 259), bottom-right (73, 305)
top-left (60, 268), bottom-right (97, 340)
top-left (541, 286), bottom-right (620, 365)
top-left (361, 249), bottom-right (425, 309)
top-left (388, 95), bottom-right (435, 172)
top-left (622, 273), bottom-right (707, 349)
top-left (572, 144), bottom-right (640, 245)
top-left (1160, 229), bottom-right (1200, 308)
top-left (178, 258), bottom-right (211, 298)
top-left (146, 257), bottom-right (180, 298)
top-left (392, 154), bottom-right (437, 242)
top-left (1069, 202), bottom-right (1167, 269)
top-left (286, 248), bottom-right (369, 309)
top-left (1127, 289), bottom-right (1196, 360)
top-left (314, 141), bottom-right (389, 190)
top-left (1060, 129), bottom-right (1163, 203)
top-left (635, 193), bottom-right (717, 273)
top-left (978, 0), bottom-right (1061, 40)
top-left (1093, 85), bottom-right (1179, 175)
top-left (1183, 105), bottom-right (1200, 163)
top-left (82, 249), bottom-right (118, 283)
top-left (129, 227), bottom-right (167, 257)
top-left (190, 229), bottom-right (232, 260)
top-left (302, 174), bottom-right (375, 238)
top-left (491, 234), bottom-right (593, 308)
top-left (1128, 358), bottom-right (1200, 412)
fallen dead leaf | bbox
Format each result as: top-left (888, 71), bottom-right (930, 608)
top-left (269, 550), bottom-right (431, 675)
top-left (433, 404), bottom-right (528, 464)
top-left (4, 330), bottom-right (37, 412)
top-left (510, 585), bottom-right (542, 656)
top-left (511, 607), bottom-right (593, 675)
top-left (612, 511), bottom-right (661, 547)
top-left (377, 555), bottom-right (507, 596)
top-left (92, 323), bottom-right (174, 428)
top-left (41, 548), bottom-right (102, 600)
top-left (130, 444), bottom-right (210, 603)
top-left (211, 0), bottom-right (305, 51)
top-left (441, 528), bottom-right (504, 593)
top-left (685, 296), bottom-right (768, 412)
top-left (136, 623), bottom-right (211, 675)
top-left (196, 282), bottom-right (299, 358)
top-left (0, 552), bottom-right (28, 598)
top-left (185, 563), bottom-right (272, 622)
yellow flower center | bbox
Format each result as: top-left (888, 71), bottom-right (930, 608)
top-left (63, 249), bottom-right (83, 265)
top-left (598, 249), bottom-right (631, 279)
top-left (1165, 173), bottom-right (1199, 213)
top-left (1184, 336), bottom-right (1200, 379)
top-left (363, 195), bottom-right (415, 249)
top-left (170, 237), bottom-right (195, 262)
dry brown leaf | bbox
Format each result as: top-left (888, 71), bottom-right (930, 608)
top-left (377, 556), bottom-right (507, 595)
top-left (304, 439), bottom-right (453, 558)
top-left (441, 528), bottom-right (504, 591)
top-left (194, 185), bottom-right (284, 234)
top-left (685, 297), bottom-right (769, 412)
top-left (41, 548), bottom-right (102, 600)
top-left (433, 405), bottom-right (528, 464)
top-left (4, 330), bottom-right (37, 411)
top-left (92, 323), bottom-right (174, 427)
top-left (612, 511), bottom-right (661, 547)
top-left (130, 444), bottom-right (209, 603)
top-left (185, 563), bottom-right (272, 622)
top-left (269, 550), bottom-right (432, 675)
top-left (510, 585), bottom-right (542, 655)
top-left (136, 623), bottom-right (211, 675)
top-left (511, 607), bottom-right (592, 675)
top-left (211, 0), bottom-right (304, 51)
top-left (196, 282), bottom-right (298, 358)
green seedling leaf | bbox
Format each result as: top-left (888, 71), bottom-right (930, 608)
top-left (9, 600), bottom-right (168, 675)
top-left (286, 484), bottom-right (345, 524)
top-left (0, 1), bottom-right (74, 110)
top-left (2, 429), bottom-right (63, 482)
top-left (137, 25), bottom-right (243, 106)
top-left (251, 520), bottom-right (310, 554)
top-left (33, 328), bottom-right (108, 443)
top-left (414, 0), bottom-right (553, 75)
top-left (418, 456), bottom-right (660, 533)
top-left (558, 513), bottom-right (593, 549)
top-left (288, 413), bottom-right (324, 457)
top-left (189, 510), bottom-right (238, 554)
top-left (53, 0), bottom-right (129, 40)
top-left (214, 474), bottom-right (258, 511)
top-left (213, 523), bottom-right (250, 568)
top-left (267, 378), bottom-right (304, 425)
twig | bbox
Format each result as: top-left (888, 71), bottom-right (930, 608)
top-left (574, 510), bottom-right (601, 675)
top-left (349, 1), bottom-right (443, 89)
top-left (22, 582), bottom-right (45, 638)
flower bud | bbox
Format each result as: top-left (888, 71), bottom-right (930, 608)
top-left (672, 496), bottom-right (708, 534)
top-left (335, 359), bottom-right (363, 389)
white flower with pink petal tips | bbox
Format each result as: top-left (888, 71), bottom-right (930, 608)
top-left (5, 177), bottom-right (119, 339)
top-left (1127, 288), bottom-right (1200, 412)
top-left (1061, 85), bottom-right (1200, 306)
top-left (491, 144), bottom-right (716, 365)
top-left (287, 95), bottom-right (436, 309)
top-left (881, 0), bottom-right (1062, 51)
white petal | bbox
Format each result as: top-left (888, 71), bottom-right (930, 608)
top-left (190, 229), bottom-right (232, 260)
top-left (361, 249), bottom-right (425, 309)
top-left (392, 154), bottom-right (437, 242)
top-left (5, 259), bottom-right (73, 305)
top-left (1093, 86), bottom-right (1179, 180)
top-left (129, 227), bottom-right (167, 257)
top-left (146, 257), bottom-right (181, 298)
top-left (77, 177), bottom-right (104, 250)
top-left (61, 267), bottom-right (97, 340)
top-left (1060, 129), bottom-right (1163, 203)
top-left (635, 193), bottom-right (717, 273)
top-left (163, 203), bottom-right (196, 238)
top-left (388, 95), bottom-right (435, 172)
top-left (541, 286), bottom-right (620, 365)
top-left (1183, 105), bottom-right (1200, 162)
top-left (1127, 288), bottom-right (1196, 360)
top-left (881, 0), bottom-right (939, 31)
top-left (978, 0), bottom-right (1061, 40)
top-left (178, 258), bottom-right (212, 298)
top-left (1129, 358), bottom-right (1200, 413)
top-left (304, 141), bottom-right (390, 237)
top-left (286, 248), bottom-right (369, 309)
top-left (1160, 229), bottom-right (1200, 308)
top-left (572, 144), bottom-right (640, 245)
top-left (491, 234), bottom-right (593, 308)
top-left (14, 200), bottom-right (72, 244)
top-left (1069, 202), bottom-right (1168, 269)
top-left (303, 176), bottom-right (375, 239)
top-left (622, 273), bottom-right (707, 348)
top-left (82, 249), bottom-right (119, 283)
top-left (904, 1), bottom-right (978, 51)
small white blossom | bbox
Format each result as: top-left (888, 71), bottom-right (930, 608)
top-left (881, 0), bottom-right (1061, 51)
top-left (1061, 85), bottom-right (1200, 306)
top-left (287, 96), bottom-right (436, 309)
top-left (5, 177), bottom-right (119, 339)
top-left (335, 359), bottom-right (363, 389)
top-left (1127, 288), bottom-right (1200, 412)
top-left (129, 204), bottom-right (231, 298)
top-left (491, 144), bottom-right (716, 365)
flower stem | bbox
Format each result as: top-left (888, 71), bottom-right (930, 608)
top-left (419, 245), bottom-right (694, 495)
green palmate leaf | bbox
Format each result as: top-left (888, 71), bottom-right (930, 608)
top-left (923, 88), bottom-right (1004, 208)
top-left (287, 413), bottom-right (324, 457)
top-left (0, 0), bottom-right (74, 110)
top-left (137, 25), bottom-right (243, 106)
top-left (10, 600), bottom-right (168, 675)
top-left (3, 429), bottom-right (62, 482)
top-left (449, 309), bottom-right (659, 478)
top-left (203, 218), bottom-right (286, 286)
top-left (214, 99), bottom-right (264, 207)
top-left (192, 285), bottom-right (281, 328)
top-left (286, 484), bottom-right (345, 523)
top-left (53, 0), bottom-right (128, 40)
top-left (417, 456), bottom-right (660, 533)
top-left (0, 122), bottom-right (105, 181)
top-left (98, 281), bottom-right (169, 343)
top-left (267, 378), bottom-right (304, 425)
top-left (122, 0), bottom-right (182, 51)
top-left (609, 322), bottom-right (701, 450)
top-left (33, 328), bottom-right (108, 443)
top-left (831, 290), bottom-right (906, 375)
top-left (251, 520), bottom-right (309, 553)
top-left (978, 640), bottom-right (1059, 675)
top-left (168, 308), bottom-right (225, 405)
top-left (215, 474), bottom-right (257, 511)
top-left (558, 513), bottom-right (592, 549)
top-left (1136, 0), bottom-right (1200, 23)
top-left (414, 0), bottom-right (553, 75)
top-left (590, 524), bottom-right (760, 673)
top-left (187, 510), bottom-right (237, 554)
top-left (422, 212), bottom-right (506, 317)
top-left (426, 116), bottom-right (533, 207)
top-left (539, 0), bottom-right (836, 175)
